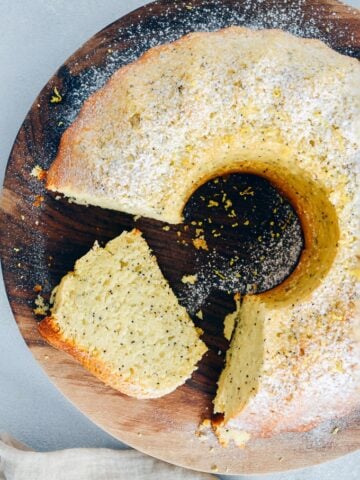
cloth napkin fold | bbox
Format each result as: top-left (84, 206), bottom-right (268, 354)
top-left (0, 433), bottom-right (215, 480)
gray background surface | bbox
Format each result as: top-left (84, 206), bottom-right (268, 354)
top-left (0, 1), bottom-right (359, 478)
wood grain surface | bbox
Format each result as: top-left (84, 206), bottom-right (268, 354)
top-left (0, 0), bottom-right (359, 474)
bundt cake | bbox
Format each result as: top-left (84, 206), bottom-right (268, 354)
top-left (38, 229), bottom-right (207, 398)
top-left (45, 28), bottom-right (359, 440)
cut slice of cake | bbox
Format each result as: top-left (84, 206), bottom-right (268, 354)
top-left (38, 229), bottom-right (207, 398)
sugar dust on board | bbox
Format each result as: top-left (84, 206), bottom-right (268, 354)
top-left (174, 174), bottom-right (304, 311)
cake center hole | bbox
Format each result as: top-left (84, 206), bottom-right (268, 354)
top-left (182, 173), bottom-right (304, 301)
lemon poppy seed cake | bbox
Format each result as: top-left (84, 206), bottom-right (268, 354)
top-left (38, 229), bottom-right (207, 398)
top-left (45, 28), bottom-right (359, 440)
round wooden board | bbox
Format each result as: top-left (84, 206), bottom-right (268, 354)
top-left (1, 0), bottom-right (359, 474)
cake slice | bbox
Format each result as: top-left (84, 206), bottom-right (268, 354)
top-left (38, 229), bottom-right (207, 398)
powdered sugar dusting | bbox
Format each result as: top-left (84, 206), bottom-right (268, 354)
top-left (51, 0), bottom-right (357, 138)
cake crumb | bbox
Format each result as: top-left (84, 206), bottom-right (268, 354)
top-left (33, 195), bottom-right (44, 208)
top-left (195, 418), bottom-right (212, 441)
top-left (214, 424), bottom-right (251, 448)
top-left (201, 419), bottom-right (211, 428)
top-left (182, 274), bottom-right (198, 285)
top-left (30, 165), bottom-right (47, 181)
top-left (33, 295), bottom-right (49, 316)
top-left (196, 310), bottom-right (203, 320)
top-left (192, 238), bottom-right (208, 250)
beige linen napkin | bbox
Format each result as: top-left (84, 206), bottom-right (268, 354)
top-left (0, 434), bottom-right (215, 480)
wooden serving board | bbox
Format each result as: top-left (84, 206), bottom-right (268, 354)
top-left (1, 0), bottom-right (359, 474)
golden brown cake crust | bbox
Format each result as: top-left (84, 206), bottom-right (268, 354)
top-left (38, 316), bottom-right (153, 398)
